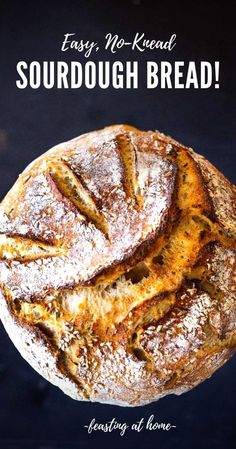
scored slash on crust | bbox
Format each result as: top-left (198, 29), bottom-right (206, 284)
top-left (48, 160), bottom-right (110, 239)
top-left (0, 233), bottom-right (65, 261)
top-left (116, 134), bottom-right (144, 209)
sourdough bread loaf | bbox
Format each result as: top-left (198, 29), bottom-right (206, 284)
top-left (0, 125), bottom-right (235, 406)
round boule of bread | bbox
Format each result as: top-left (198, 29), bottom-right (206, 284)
top-left (0, 125), bottom-right (235, 406)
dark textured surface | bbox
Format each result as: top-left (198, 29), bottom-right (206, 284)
top-left (0, 1), bottom-right (235, 448)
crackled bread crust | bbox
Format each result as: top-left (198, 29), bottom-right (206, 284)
top-left (0, 125), bottom-right (235, 406)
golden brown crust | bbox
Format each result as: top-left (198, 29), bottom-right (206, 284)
top-left (0, 125), bottom-right (235, 406)
top-left (191, 151), bottom-right (236, 235)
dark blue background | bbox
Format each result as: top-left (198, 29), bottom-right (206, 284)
top-left (0, 1), bottom-right (235, 448)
